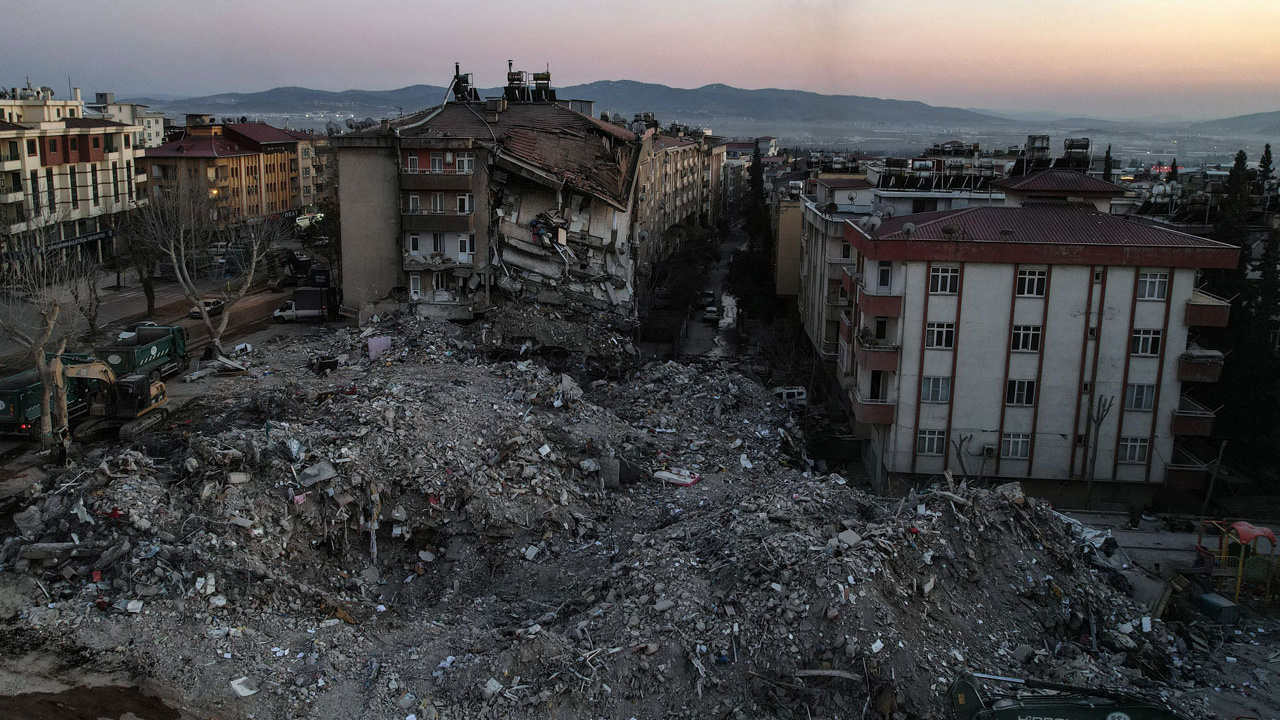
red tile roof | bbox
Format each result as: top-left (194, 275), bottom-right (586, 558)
top-left (146, 136), bottom-right (256, 158)
top-left (63, 117), bottom-right (130, 129)
top-left (870, 203), bottom-right (1230, 248)
top-left (393, 103), bottom-right (640, 206)
top-left (653, 135), bottom-right (696, 150)
top-left (991, 169), bottom-right (1128, 195)
top-left (0, 119), bottom-right (25, 132)
top-left (225, 122), bottom-right (302, 145)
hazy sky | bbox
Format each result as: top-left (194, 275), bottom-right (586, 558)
top-left (5, 0), bottom-right (1279, 120)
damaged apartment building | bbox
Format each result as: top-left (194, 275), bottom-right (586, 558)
top-left (332, 65), bottom-right (725, 321)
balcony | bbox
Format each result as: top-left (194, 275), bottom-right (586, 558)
top-left (402, 209), bottom-right (475, 234)
top-left (853, 335), bottom-right (900, 372)
top-left (0, 151), bottom-right (20, 169)
top-left (404, 251), bottom-right (473, 272)
top-left (841, 266), bottom-right (859, 297)
top-left (857, 283), bottom-right (902, 318)
top-left (0, 185), bottom-right (22, 203)
top-left (1178, 347), bottom-right (1224, 383)
top-left (850, 387), bottom-right (895, 425)
top-left (401, 171), bottom-right (474, 191)
top-left (1172, 396), bottom-right (1216, 436)
top-left (1184, 289), bottom-right (1231, 327)
top-left (1165, 445), bottom-right (1211, 490)
top-left (839, 310), bottom-right (854, 343)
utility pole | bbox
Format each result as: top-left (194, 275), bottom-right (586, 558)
top-left (1084, 395), bottom-right (1115, 508)
top-left (1200, 440), bottom-right (1228, 517)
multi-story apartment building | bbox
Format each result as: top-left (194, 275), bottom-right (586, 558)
top-left (332, 66), bottom-right (724, 320)
top-left (798, 178), bottom-right (869, 360)
top-left (836, 201), bottom-right (1236, 505)
top-left (142, 117), bottom-right (316, 221)
top-left (1, 85), bottom-right (146, 263)
top-left (85, 93), bottom-right (167, 149)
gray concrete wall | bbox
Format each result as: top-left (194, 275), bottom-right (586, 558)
top-left (337, 145), bottom-right (401, 306)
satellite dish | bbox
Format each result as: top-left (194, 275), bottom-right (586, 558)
top-left (881, 206), bottom-right (895, 218)
top-left (326, 120), bottom-right (342, 136)
top-left (345, 118), bottom-right (357, 129)
top-left (864, 216), bottom-right (882, 232)
top-left (240, 116), bottom-right (248, 123)
top-left (941, 223), bottom-right (961, 237)
top-left (902, 222), bottom-right (916, 239)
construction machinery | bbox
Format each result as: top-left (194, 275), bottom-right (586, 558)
top-left (64, 360), bottom-right (169, 442)
top-left (950, 673), bottom-right (1193, 720)
top-left (93, 325), bottom-right (189, 382)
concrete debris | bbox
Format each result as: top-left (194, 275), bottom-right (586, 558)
top-left (0, 310), bottom-right (1264, 720)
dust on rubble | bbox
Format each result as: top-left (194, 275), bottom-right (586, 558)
top-left (0, 308), bottom-right (1276, 720)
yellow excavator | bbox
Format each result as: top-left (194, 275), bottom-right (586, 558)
top-left (65, 360), bottom-right (169, 442)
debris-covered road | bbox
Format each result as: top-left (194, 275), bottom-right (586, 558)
top-left (1, 310), bottom-right (1276, 720)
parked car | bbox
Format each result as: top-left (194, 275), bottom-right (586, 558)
top-left (702, 306), bottom-right (721, 323)
top-left (117, 321), bottom-right (158, 342)
top-left (771, 386), bottom-right (809, 405)
top-left (699, 290), bottom-right (716, 307)
top-left (189, 299), bottom-right (226, 318)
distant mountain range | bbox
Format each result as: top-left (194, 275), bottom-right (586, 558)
top-left (125, 80), bottom-right (1008, 129)
top-left (1191, 110), bottom-right (1280, 136)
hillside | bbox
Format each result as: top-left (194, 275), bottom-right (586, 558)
top-left (1191, 110), bottom-right (1280, 137)
top-left (126, 80), bottom-right (1006, 128)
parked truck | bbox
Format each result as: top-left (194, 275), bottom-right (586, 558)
top-left (94, 326), bottom-right (189, 381)
top-left (273, 286), bottom-right (338, 323)
top-left (0, 354), bottom-right (98, 438)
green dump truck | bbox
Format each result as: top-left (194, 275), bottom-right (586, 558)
top-left (94, 326), bottom-right (189, 381)
top-left (0, 365), bottom-right (91, 439)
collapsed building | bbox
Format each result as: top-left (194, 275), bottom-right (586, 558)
top-left (333, 65), bottom-right (725, 322)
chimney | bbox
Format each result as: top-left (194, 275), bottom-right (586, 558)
top-left (380, 118), bottom-right (390, 133)
top-left (73, 87), bottom-right (81, 102)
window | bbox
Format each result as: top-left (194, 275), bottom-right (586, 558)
top-left (126, 161), bottom-right (133, 200)
top-left (917, 430), bottom-right (946, 456)
top-left (1082, 381), bottom-right (1092, 394)
top-left (457, 193), bottom-right (473, 214)
top-left (1006, 380), bottom-right (1037, 406)
top-left (1001, 432), bottom-right (1031, 459)
top-left (1118, 437), bottom-right (1149, 464)
top-left (1125, 383), bottom-right (1156, 411)
top-left (457, 152), bottom-right (475, 174)
top-left (1075, 434), bottom-right (1087, 447)
top-left (69, 138), bottom-right (78, 152)
top-left (111, 161), bottom-right (119, 201)
top-left (432, 232), bottom-right (443, 253)
top-left (1011, 325), bottom-right (1042, 352)
top-left (921, 377), bottom-right (951, 404)
top-left (1087, 327), bottom-right (1097, 339)
top-left (1137, 272), bottom-right (1168, 300)
top-left (92, 136), bottom-right (100, 150)
top-left (430, 192), bottom-right (444, 213)
top-left (29, 170), bottom-right (39, 214)
top-left (873, 317), bottom-right (888, 340)
top-left (408, 194), bottom-right (420, 213)
top-left (877, 261), bottom-right (892, 290)
top-left (409, 273), bottom-right (422, 297)
top-left (430, 153), bottom-right (444, 172)
top-left (124, 135), bottom-right (131, 148)
top-left (465, 233), bottom-right (476, 254)
top-left (69, 169), bottom-right (78, 205)
top-left (409, 233), bottom-right (420, 253)
top-left (1093, 269), bottom-right (1104, 283)
top-left (929, 266), bottom-right (960, 294)
top-left (45, 168), bottom-right (54, 208)
top-left (841, 241), bottom-right (852, 259)
top-left (26, 139), bottom-right (36, 155)
top-left (48, 139), bottom-right (57, 153)
top-left (1130, 329), bottom-right (1162, 356)
top-left (926, 322), bottom-right (955, 349)
top-left (91, 164), bottom-right (99, 205)
top-left (1017, 269), bottom-right (1047, 297)
top-left (406, 154), bottom-right (418, 171)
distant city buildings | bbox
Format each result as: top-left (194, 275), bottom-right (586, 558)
top-left (86, 93), bottom-right (167, 149)
top-left (1, 83), bottom-right (146, 263)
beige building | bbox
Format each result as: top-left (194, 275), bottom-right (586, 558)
top-left (1, 84), bottom-right (146, 262)
top-left (142, 117), bottom-right (319, 221)
top-left (770, 186), bottom-right (804, 298)
top-left (86, 93), bottom-right (167, 149)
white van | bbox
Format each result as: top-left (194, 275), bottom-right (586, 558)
top-left (771, 386), bottom-right (808, 405)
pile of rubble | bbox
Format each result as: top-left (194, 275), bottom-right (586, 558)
top-left (0, 321), bottom-right (1266, 719)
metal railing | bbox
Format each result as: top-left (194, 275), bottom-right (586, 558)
top-left (402, 167), bottom-right (474, 175)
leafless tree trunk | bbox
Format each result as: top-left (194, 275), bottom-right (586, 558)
top-left (1084, 395), bottom-right (1115, 508)
top-left (67, 255), bottom-right (104, 341)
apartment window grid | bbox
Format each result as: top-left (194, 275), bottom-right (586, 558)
top-left (69, 169), bottom-right (78, 205)
top-left (45, 168), bottom-right (54, 209)
top-left (431, 233), bottom-right (443, 253)
top-left (916, 430), bottom-right (946, 456)
top-left (29, 170), bottom-right (39, 215)
top-left (457, 152), bottom-right (475, 174)
top-left (409, 233), bottom-right (420, 253)
top-left (921, 376), bottom-right (951, 404)
top-left (405, 154), bottom-right (418, 171)
top-left (111, 162), bottom-right (119, 201)
top-left (430, 193), bottom-right (445, 214)
top-left (877, 261), bottom-right (892, 290)
top-left (457, 193), bottom-right (474, 214)
top-left (929, 266), bottom-right (960, 294)
top-left (408, 194), bottom-right (421, 213)
top-left (1011, 325), bottom-right (1042, 352)
top-left (1016, 268), bottom-right (1047, 297)
top-left (1001, 432), bottom-right (1031, 459)
top-left (925, 322), bottom-right (955, 349)
top-left (1005, 380), bottom-right (1037, 406)
top-left (1118, 437), bottom-right (1149, 464)
top-left (90, 165), bottom-right (99, 205)
top-left (1137, 272), bottom-right (1168, 300)
top-left (430, 153), bottom-right (444, 172)
top-left (1125, 383), bottom-right (1156, 411)
top-left (1131, 329), bottom-right (1162, 356)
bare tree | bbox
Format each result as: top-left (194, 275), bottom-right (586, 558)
top-left (1084, 395), bottom-right (1115, 508)
top-left (66, 253), bottom-right (104, 340)
top-left (128, 186), bottom-right (284, 355)
top-left (118, 211), bottom-right (165, 317)
top-left (0, 248), bottom-right (91, 452)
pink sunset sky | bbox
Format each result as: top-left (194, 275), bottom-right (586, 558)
top-left (5, 0), bottom-right (1279, 120)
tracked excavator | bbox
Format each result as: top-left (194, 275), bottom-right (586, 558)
top-left (65, 360), bottom-right (169, 442)
top-left (950, 673), bottom-right (1196, 720)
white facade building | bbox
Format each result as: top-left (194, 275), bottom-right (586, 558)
top-left (86, 93), bottom-right (167, 149)
top-left (833, 201), bottom-right (1235, 506)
